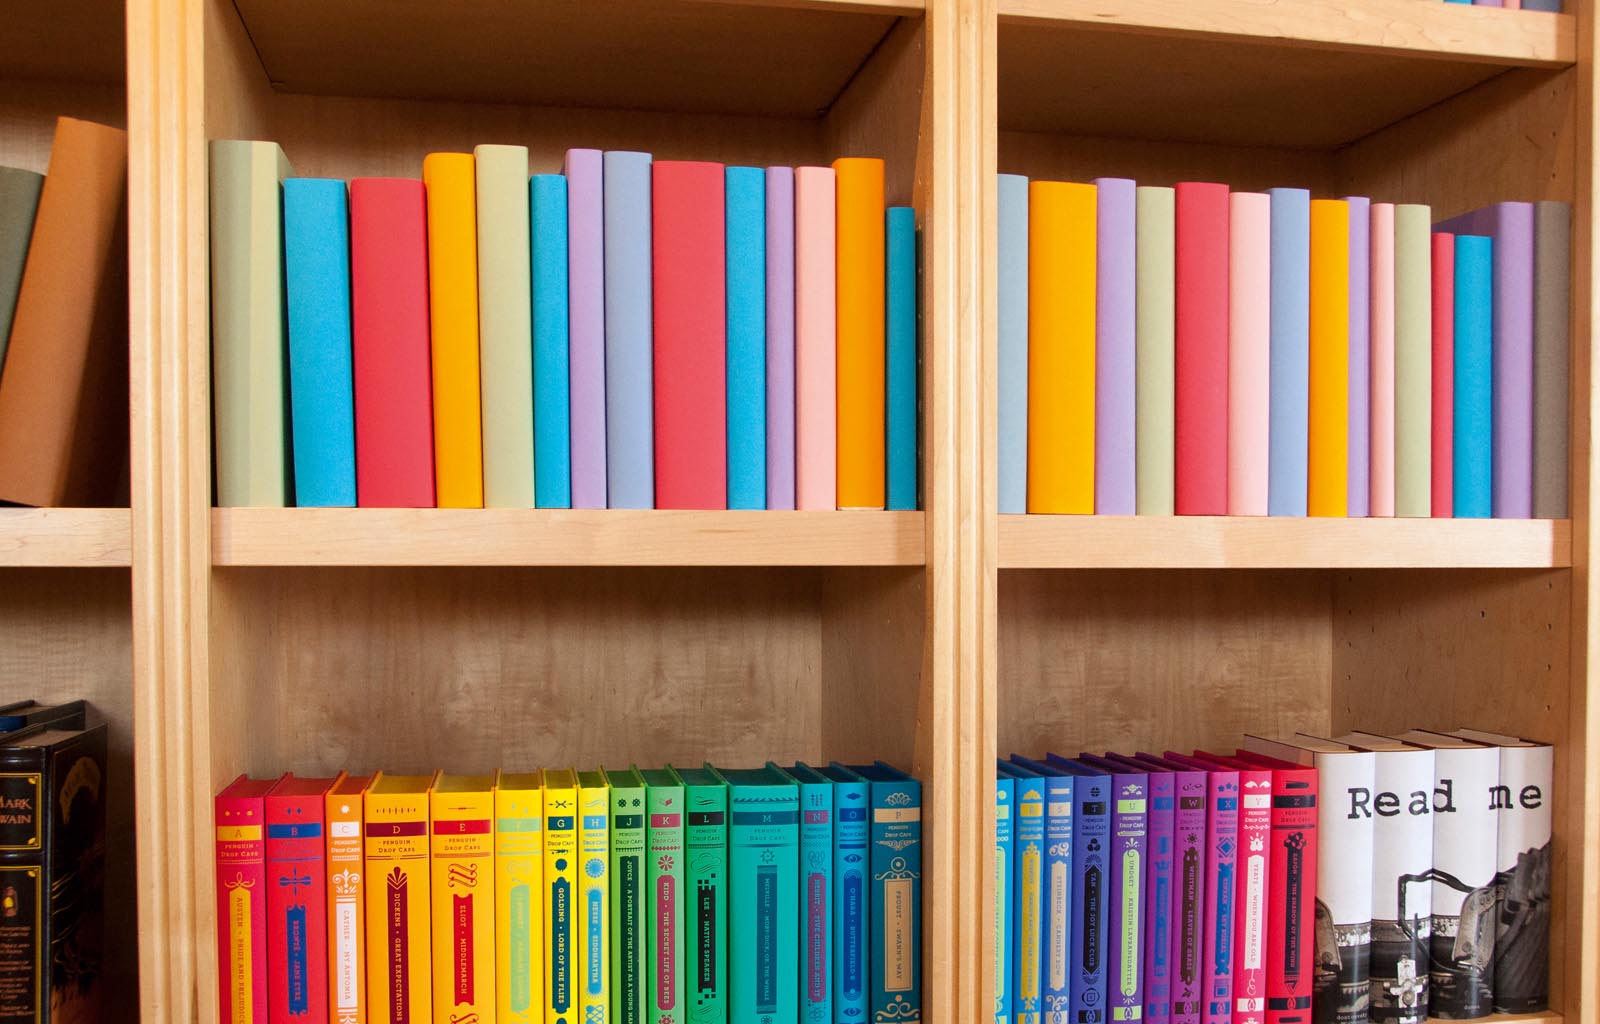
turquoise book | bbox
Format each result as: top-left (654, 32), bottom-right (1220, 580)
top-left (786, 763), bottom-right (836, 1024)
top-left (996, 772), bottom-right (1017, 1024)
top-left (641, 768), bottom-right (686, 1024)
top-left (726, 166), bottom-right (767, 510)
top-left (671, 765), bottom-right (728, 1024)
top-left (1011, 755), bottom-right (1077, 1024)
top-left (713, 765), bottom-right (800, 1024)
top-left (844, 762), bottom-right (923, 1024)
top-left (1454, 234), bottom-right (1493, 519)
top-left (281, 178), bottom-right (356, 507)
top-left (1001, 761), bottom-right (1044, 1024)
top-left (819, 763), bottom-right (871, 1024)
top-left (608, 768), bottom-right (649, 1024)
top-left (531, 172), bottom-right (572, 507)
top-left (886, 206), bottom-right (918, 510)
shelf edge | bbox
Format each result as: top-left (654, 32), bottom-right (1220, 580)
top-left (0, 508), bottom-right (133, 568)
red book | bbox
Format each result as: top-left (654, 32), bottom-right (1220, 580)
top-left (652, 160), bottom-right (727, 509)
top-left (1175, 182), bottom-right (1230, 514)
top-left (1192, 752), bottom-right (1270, 1024)
top-left (351, 177), bottom-right (436, 507)
top-left (266, 774), bottom-right (340, 1024)
top-left (1232, 752), bottom-right (1319, 1024)
top-left (216, 774), bottom-right (280, 1024)
top-left (1431, 232), bottom-right (1455, 517)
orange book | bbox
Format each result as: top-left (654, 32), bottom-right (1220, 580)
top-left (326, 774), bottom-right (370, 1024)
top-left (1308, 199), bottom-right (1350, 516)
top-left (422, 153), bottom-right (486, 508)
top-left (1028, 180), bottom-right (1097, 513)
top-left (833, 157), bottom-right (887, 510)
top-left (364, 773), bottom-right (435, 1022)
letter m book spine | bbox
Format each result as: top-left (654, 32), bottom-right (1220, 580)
top-left (718, 767), bottom-right (801, 1024)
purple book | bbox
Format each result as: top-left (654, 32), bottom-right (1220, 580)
top-left (1345, 196), bottom-right (1371, 517)
top-left (1095, 178), bottom-right (1138, 514)
top-left (1107, 754), bottom-right (1176, 1024)
top-left (1136, 754), bottom-right (1209, 1024)
top-left (766, 166), bottom-right (797, 509)
top-left (564, 148), bottom-right (607, 508)
top-left (1164, 753), bottom-right (1238, 1024)
top-left (1436, 202), bottom-right (1534, 517)
top-left (1075, 754), bottom-right (1147, 1024)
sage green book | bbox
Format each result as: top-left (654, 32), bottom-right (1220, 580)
top-left (578, 770), bottom-right (611, 1024)
top-left (1135, 185), bottom-right (1176, 515)
top-left (210, 139), bottom-right (293, 506)
top-left (1394, 202), bottom-right (1433, 518)
top-left (474, 143), bottom-right (536, 507)
top-left (0, 166), bottom-right (43, 369)
top-left (607, 767), bottom-right (648, 1024)
top-left (670, 765), bottom-right (727, 1024)
top-left (642, 768), bottom-right (685, 1024)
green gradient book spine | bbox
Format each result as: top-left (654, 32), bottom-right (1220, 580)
top-left (608, 768), bottom-right (648, 1024)
top-left (716, 766), bottom-right (800, 1024)
top-left (673, 766), bottom-right (727, 1024)
top-left (642, 770), bottom-right (686, 1024)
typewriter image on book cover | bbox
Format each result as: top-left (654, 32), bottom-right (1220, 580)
top-left (1369, 878), bottom-right (1431, 1024)
top-left (1493, 839), bottom-right (1551, 1013)
top-left (1411, 869), bottom-right (1496, 1019)
top-left (1313, 899), bottom-right (1370, 1024)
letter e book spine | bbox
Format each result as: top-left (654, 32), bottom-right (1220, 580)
top-left (430, 778), bottom-right (496, 1023)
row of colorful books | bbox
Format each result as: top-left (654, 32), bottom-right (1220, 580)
top-left (1451, 0), bottom-right (1561, 9)
top-left (998, 176), bottom-right (1571, 520)
top-left (215, 761), bottom-right (922, 1024)
top-left (995, 728), bottom-right (1551, 1024)
top-left (210, 142), bottom-right (919, 513)
top-left (0, 117), bottom-right (129, 507)
top-left (0, 699), bottom-right (109, 1023)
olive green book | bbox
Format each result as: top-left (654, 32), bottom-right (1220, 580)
top-left (1394, 202), bottom-right (1433, 518)
top-left (474, 143), bottom-right (536, 507)
top-left (0, 166), bottom-right (43, 370)
top-left (607, 767), bottom-right (648, 1024)
top-left (1135, 185), bottom-right (1176, 515)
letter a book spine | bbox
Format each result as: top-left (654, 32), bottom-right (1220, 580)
top-left (579, 771), bottom-right (612, 1023)
top-left (641, 769), bottom-right (685, 1024)
top-left (430, 775), bottom-right (496, 1023)
top-left (495, 771), bottom-right (545, 1024)
top-left (608, 767), bottom-right (649, 1024)
top-left (544, 769), bottom-right (580, 1024)
top-left (673, 766), bottom-right (728, 1024)
top-left (215, 775), bottom-right (277, 1024)
top-left (362, 773), bottom-right (435, 1024)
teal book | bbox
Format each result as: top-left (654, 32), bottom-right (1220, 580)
top-left (608, 768), bottom-right (649, 1024)
top-left (1000, 761), bottom-right (1044, 1024)
top-left (785, 763), bottom-right (836, 1024)
top-left (886, 206), bottom-right (918, 510)
top-left (844, 761), bottom-right (923, 1024)
top-left (996, 772), bottom-right (1017, 1024)
top-left (713, 765), bottom-right (800, 1024)
top-left (531, 172), bottom-right (572, 507)
top-left (819, 763), bottom-right (870, 1024)
top-left (725, 165), bottom-right (766, 510)
top-left (642, 769), bottom-right (686, 1024)
top-left (671, 765), bottom-right (728, 1024)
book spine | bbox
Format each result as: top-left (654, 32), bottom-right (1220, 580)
top-left (495, 795), bottom-right (544, 1024)
top-left (579, 791), bottom-right (611, 1023)
top-left (1267, 187), bottom-right (1311, 518)
top-left (364, 802), bottom-right (432, 1021)
top-left (1171, 774), bottom-right (1208, 1024)
top-left (1369, 751), bottom-right (1435, 1024)
top-left (1264, 771), bottom-right (1317, 1024)
top-left (1229, 191), bottom-right (1271, 516)
top-left (215, 795), bottom-right (269, 1024)
top-left (1427, 749), bottom-right (1498, 1020)
top-left (267, 804), bottom-right (330, 1024)
top-left (870, 780), bottom-right (923, 1023)
top-left (1029, 180), bottom-right (1098, 514)
top-left (1174, 181), bottom-right (1229, 514)
top-left (1370, 203), bottom-right (1396, 517)
top-left (282, 178), bottom-right (357, 508)
top-left (646, 794), bottom-right (684, 1024)
top-left (612, 795), bottom-right (648, 1024)
top-left (686, 794), bottom-right (728, 1023)
top-left (653, 161), bottom-right (728, 509)
top-left (1096, 177), bottom-right (1138, 514)
top-left (325, 795), bottom-right (366, 1024)
top-left (999, 174), bottom-right (1030, 515)
top-left (532, 173), bottom-right (573, 508)
top-left (795, 166), bottom-right (838, 509)
top-left (834, 157), bottom-right (888, 509)
top-left (1072, 779), bottom-right (1112, 1024)
top-left (350, 178), bottom-right (436, 508)
top-left (432, 805), bottom-right (495, 1022)
top-left (799, 782), bottom-right (835, 1024)
top-left (1345, 196), bottom-right (1372, 517)
top-left (1202, 775), bottom-right (1240, 1024)
top-left (886, 205), bottom-right (919, 511)
top-left (1312, 753), bottom-right (1374, 1024)
top-left (1432, 233), bottom-right (1456, 517)
top-left (1234, 771), bottom-right (1273, 1024)
top-left (1110, 777), bottom-right (1148, 1024)
top-left (565, 148), bottom-right (608, 510)
top-left (421, 153), bottom-right (485, 509)
top-left (1394, 204), bottom-right (1433, 517)
top-left (1453, 236), bottom-right (1494, 518)
top-left (1533, 200), bottom-right (1571, 518)
top-left (726, 166), bottom-right (768, 510)
top-left (1136, 186), bottom-right (1177, 515)
top-left (1492, 745), bottom-right (1553, 1013)
top-left (1308, 199), bottom-right (1350, 516)
top-left (1015, 778), bottom-right (1046, 1024)
top-left (834, 780), bottom-right (870, 1023)
top-left (603, 150), bottom-right (655, 509)
top-left (545, 797), bottom-right (579, 1024)
top-left (766, 166), bottom-right (797, 510)
top-left (1143, 774), bottom-right (1177, 1024)
top-left (997, 777), bottom-right (1017, 1024)
top-left (1042, 776), bottom-right (1076, 1024)
top-left (0, 167), bottom-right (42, 360)
top-left (475, 144), bottom-right (536, 508)
top-left (729, 789), bottom-right (800, 1022)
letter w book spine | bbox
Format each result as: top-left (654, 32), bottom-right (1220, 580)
top-left (821, 763), bottom-right (871, 1024)
top-left (266, 775), bottom-right (336, 1024)
top-left (641, 769), bottom-right (684, 1024)
top-left (715, 765), bottom-right (800, 1024)
top-left (785, 763), bottom-right (836, 1024)
top-left (673, 766), bottom-right (728, 1024)
top-left (1009, 756), bottom-right (1076, 1024)
top-left (578, 771), bottom-right (612, 1023)
top-left (847, 762), bottom-right (924, 1024)
top-left (363, 773), bottom-right (435, 1023)
top-left (543, 769), bottom-right (580, 1024)
top-left (997, 772), bottom-right (1018, 1024)
top-left (431, 776), bottom-right (496, 1024)
top-left (215, 775), bottom-right (277, 1024)
top-left (608, 768), bottom-right (649, 1024)
top-left (494, 771), bottom-right (545, 1024)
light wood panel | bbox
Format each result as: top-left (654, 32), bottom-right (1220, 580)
top-left (0, 0), bottom-right (125, 86)
top-left (999, 130), bottom-right (1335, 195)
top-left (819, 567), bottom-right (927, 767)
top-left (0, 79), bottom-right (125, 173)
top-left (0, 509), bottom-right (132, 567)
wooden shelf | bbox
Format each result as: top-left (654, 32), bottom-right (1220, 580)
top-left (212, 508), bottom-right (926, 567)
top-left (999, 0), bottom-right (1575, 147)
top-left (0, 508), bottom-right (132, 568)
top-left (999, 515), bottom-right (1571, 569)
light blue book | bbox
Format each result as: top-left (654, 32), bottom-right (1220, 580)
top-left (726, 166), bottom-right (767, 510)
top-left (886, 206), bottom-right (918, 511)
top-left (1000, 761), bottom-right (1043, 1024)
top-left (1268, 187), bottom-right (1311, 517)
top-left (998, 174), bottom-right (1029, 514)
top-left (1455, 234), bottom-right (1494, 518)
top-left (785, 763), bottom-right (835, 1024)
top-left (820, 763), bottom-right (871, 1024)
top-left (1011, 755), bottom-right (1076, 1024)
top-left (995, 772), bottom-right (1017, 1024)
top-left (604, 151), bottom-right (654, 509)
top-left (281, 178), bottom-right (355, 507)
top-left (531, 173), bottom-right (571, 507)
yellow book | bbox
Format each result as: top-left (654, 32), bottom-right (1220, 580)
top-left (1028, 180), bottom-right (1097, 513)
top-left (432, 774), bottom-right (497, 1022)
top-left (544, 769), bottom-right (580, 1024)
top-left (496, 771), bottom-right (545, 1024)
top-left (422, 152), bottom-right (485, 508)
top-left (1308, 199), bottom-right (1350, 517)
top-left (325, 774), bottom-right (369, 1024)
top-left (832, 156), bottom-right (887, 510)
top-left (364, 772), bottom-right (436, 1023)
top-left (577, 771), bottom-right (611, 1024)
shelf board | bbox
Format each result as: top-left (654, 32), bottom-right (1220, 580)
top-left (229, 0), bottom-right (913, 116)
top-left (999, 0), bottom-right (1575, 147)
top-left (0, 508), bottom-right (132, 568)
top-left (212, 508), bottom-right (925, 567)
top-left (999, 515), bottom-right (1571, 569)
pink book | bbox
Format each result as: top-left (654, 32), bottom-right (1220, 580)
top-left (795, 166), bottom-right (837, 510)
top-left (1192, 753), bottom-right (1272, 1024)
top-left (1164, 753), bottom-right (1239, 1024)
top-left (1228, 192), bottom-right (1270, 515)
top-left (1432, 232), bottom-right (1455, 517)
top-left (1369, 203), bottom-right (1396, 516)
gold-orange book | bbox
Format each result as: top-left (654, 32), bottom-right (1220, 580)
top-left (832, 157), bottom-right (887, 510)
top-left (326, 774), bottom-right (369, 1024)
top-left (432, 775), bottom-right (498, 1022)
top-left (363, 773), bottom-right (435, 1022)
